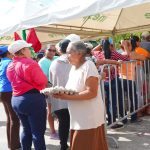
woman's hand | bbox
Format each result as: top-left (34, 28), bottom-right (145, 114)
top-left (115, 61), bottom-right (121, 65)
top-left (53, 76), bottom-right (99, 101)
top-left (100, 72), bottom-right (106, 80)
top-left (52, 93), bottom-right (70, 100)
top-left (121, 40), bottom-right (132, 54)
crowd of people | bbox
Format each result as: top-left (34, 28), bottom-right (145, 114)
top-left (0, 31), bottom-right (150, 150)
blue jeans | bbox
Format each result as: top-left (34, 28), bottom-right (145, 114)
top-left (105, 78), bottom-right (119, 124)
top-left (122, 79), bottom-right (138, 121)
top-left (12, 93), bottom-right (46, 150)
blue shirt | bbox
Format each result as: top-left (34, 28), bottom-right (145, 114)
top-left (38, 56), bottom-right (58, 81)
top-left (0, 57), bottom-right (12, 92)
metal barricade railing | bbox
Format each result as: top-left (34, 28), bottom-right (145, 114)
top-left (100, 60), bottom-right (150, 148)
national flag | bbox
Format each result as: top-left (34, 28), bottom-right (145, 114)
top-left (22, 30), bottom-right (27, 41)
top-left (26, 28), bottom-right (41, 53)
top-left (14, 32), bottom-right (21, 40)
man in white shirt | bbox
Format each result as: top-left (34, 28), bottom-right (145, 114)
top-left (50, 39), bottom-right (71, 150)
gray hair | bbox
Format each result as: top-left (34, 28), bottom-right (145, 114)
top-left (70, 41), bottom-right (87, 56)
top-left (84, 43), bottom-right (93, 50)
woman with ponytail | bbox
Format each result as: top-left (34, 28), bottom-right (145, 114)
top-left (102, 39), bottom-right (130, 128)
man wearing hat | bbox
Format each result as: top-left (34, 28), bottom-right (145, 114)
top-left (140, 31), bottom-right (150, 52)
top-left (50, 39), bottom-right (71, 150)
top-left (0, 46), bottom-right (21, 150)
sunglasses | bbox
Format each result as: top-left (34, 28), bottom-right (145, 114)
top-left (48, 49), bottom-right (56, 52)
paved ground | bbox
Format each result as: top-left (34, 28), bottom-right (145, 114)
top-left (0, 104), bottom-right (150, 150)
top-left (108, 116), bottom-right (150, 150)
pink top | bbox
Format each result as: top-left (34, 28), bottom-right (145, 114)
top-left (7, 57), bottom-right (47, 96)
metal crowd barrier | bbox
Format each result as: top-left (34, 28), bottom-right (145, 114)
top-left (100, 60), bottom-right (150, 148)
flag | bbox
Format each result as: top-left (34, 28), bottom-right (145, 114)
top-left (14, 32), bottom-right (21, 40)
top-left (26, 28), bottom-right (41, 53)
top-left (22, 29), bottom-right (37, 58)
top-left (22, 30), bottom-right (27, 41)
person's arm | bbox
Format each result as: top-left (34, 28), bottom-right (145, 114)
top-left (91, 44), bottom-right (101, 55)
top-left (53, 76), bottom-right (98, 101)
top-left (96, 59), bottom-right (120, 66)
top-left (111, 50), bottom-right (129, 61)
top-left (121, 40), bottom-right (131, 55)
top-left (120, 40), bottom-right (147, 60)
top-left (129, 51), bottom-right (146, 61)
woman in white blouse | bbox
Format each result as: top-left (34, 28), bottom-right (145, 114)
top-left (53, 41), bottom-right (108, 150)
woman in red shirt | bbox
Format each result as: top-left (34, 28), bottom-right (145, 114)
top-left (7, 40), bottom-right (48, 150)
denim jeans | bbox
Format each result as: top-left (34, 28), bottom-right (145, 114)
top-left (105, 78), bottom-right (120, 125)
top-left (12, 93), bottom-right (46, 150)
top-left (122, 79), bottom-right (138, 121)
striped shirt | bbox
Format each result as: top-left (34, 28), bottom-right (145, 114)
top-left (111, 50), bottom-right (129, 61)
top-left (97, 50), bottom-right (129, 81)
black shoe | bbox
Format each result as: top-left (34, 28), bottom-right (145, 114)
top-left (61, 145), bottom-right (69, 150)
top-left (111, 123), bottom-right (124, 129)
top-left (122, 118), bottom-right (128, 124)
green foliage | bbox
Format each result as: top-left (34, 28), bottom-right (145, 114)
top-left (88, 40), bottom-right (99, 47)
top-left (85, 32), bottom-right (143, 49)
top-left (113, 32), bottom-right (142, 49)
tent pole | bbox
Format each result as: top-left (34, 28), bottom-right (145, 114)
top-left (112, 8), bottom-right (123, 36)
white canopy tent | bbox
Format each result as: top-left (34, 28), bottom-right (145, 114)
top-left (42, 3), bottom-right (150, 35)
top-left (35, 2), bottom-right (150, 43)
top-left (0, 0), bottom-right (150, 44)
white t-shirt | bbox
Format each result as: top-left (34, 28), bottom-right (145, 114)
top-left (66, 60), bottom-right (105, 130)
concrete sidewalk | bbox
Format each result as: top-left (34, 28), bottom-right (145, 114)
top-left (108, 116), bottom-right (150, 150)
top-left (0, 104), bottom-right (150, 150)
